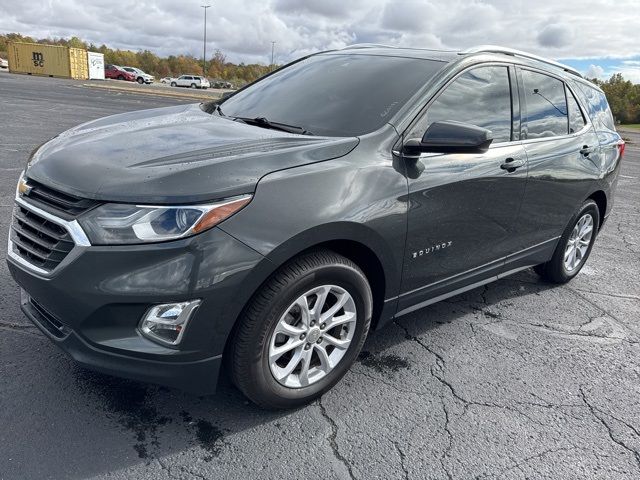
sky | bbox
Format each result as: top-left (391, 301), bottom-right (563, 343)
top-left (1, 0), bottom-right (639, 82)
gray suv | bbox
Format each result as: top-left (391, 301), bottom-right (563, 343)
top-left (7, 45), bottom-right (624, 408)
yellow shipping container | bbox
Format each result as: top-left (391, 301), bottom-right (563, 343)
top-left (7, 42), bottom-right (88, 80)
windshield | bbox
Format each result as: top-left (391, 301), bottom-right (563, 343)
top-left (220, 53), bottom-right (446, 137)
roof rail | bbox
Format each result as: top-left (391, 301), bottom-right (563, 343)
top-left (341, 43), bottom-right (397, 50)
top-left (461, 45), bottom-right (583, 78)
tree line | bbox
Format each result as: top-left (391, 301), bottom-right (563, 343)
top-left (0, 33), bottom-right (274, 87)
top-left (591, 74), bottom-right (640, 125)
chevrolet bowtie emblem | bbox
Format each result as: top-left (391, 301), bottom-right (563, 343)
top-left (18, 177), bottom-right (33, 196)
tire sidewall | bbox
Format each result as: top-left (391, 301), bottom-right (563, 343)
top-left (249, 264), bottom-right (371, 408)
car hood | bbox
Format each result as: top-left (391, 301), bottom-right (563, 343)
top-left (26, 104), bottom-right (359, 204)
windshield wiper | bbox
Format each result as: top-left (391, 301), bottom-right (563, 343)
top-left (233, 116), bottom-right (313, 136)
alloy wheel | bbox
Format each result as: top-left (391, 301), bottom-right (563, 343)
top-left (564, 213), bottom-right (594, 272)
top-left (268, 285), bottom-right (357, 388)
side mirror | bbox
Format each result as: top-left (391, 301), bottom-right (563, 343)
top-left (403, 121), bottom-right (493, 157)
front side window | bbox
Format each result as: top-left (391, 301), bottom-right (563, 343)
top-left (521, 70), bottom-right (568, 139)
top-left (220, 53), bottom-right (446, 137)
top-left (408, 66), bottom-right (513, 143)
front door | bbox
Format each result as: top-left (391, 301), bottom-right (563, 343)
top-left (398, 64), bottom-right (528, 314)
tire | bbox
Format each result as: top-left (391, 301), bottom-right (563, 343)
top-left (230, 250), bottom-right (372, 409)
top-left (117, 75), bottom-right (124, 80)
top-left (170, 82), bottom-right (177, 87)
top-left (137, 77), bottom-right (144, 84)
top-left (535, 199), bottom-right (600, 283)
top-left (190, 83), bottom-right (197, 89)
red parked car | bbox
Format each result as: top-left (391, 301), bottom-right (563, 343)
top-left (105, 64), bottom-right (135, 81)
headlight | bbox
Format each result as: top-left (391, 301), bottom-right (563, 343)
top-left (79, 195), bottom-right (251, 245)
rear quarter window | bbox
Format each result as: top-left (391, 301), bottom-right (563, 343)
top-left (574, 83), bottom-right (616, 132)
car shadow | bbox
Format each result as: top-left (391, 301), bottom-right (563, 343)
top-left (14, 268), bottom-right (559, 479)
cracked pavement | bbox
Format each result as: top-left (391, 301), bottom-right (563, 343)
top-left (1, 73), bottom-right (639, 480)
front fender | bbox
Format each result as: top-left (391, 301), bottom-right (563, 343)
top-left (219, 154), bottom-right (408, 300)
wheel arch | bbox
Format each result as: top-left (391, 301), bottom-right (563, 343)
top-left (220, 223), bottom-right (397, 361)
top-left (587, 190), bottom-right (607, 229)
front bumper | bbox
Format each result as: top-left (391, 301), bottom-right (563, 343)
top-left (21, 290), bottom-right (222, 393)
top-left (7, 224), bottom-right (267, 394)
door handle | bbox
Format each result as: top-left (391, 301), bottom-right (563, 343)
top-left (500, 157), bottom-right (525, 173)
top-left (580, 145), bottom-right (595, 157)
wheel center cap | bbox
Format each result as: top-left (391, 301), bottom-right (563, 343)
top-left (307, 327), bottom-right (321, 344)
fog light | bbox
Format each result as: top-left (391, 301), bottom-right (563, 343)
top-left (139, 300), bottom-right (201, 346)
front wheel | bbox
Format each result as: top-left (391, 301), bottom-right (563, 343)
top-left (190, 83), bottom-right (197, 89)
top-left (137, 77), bottom-right (144, 84)
top-left (230, 250), bottom-right (372, 409)
top-left (535, 199), bottom-right (599, 283)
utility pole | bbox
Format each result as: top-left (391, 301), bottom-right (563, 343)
top-left (271, 41), bottom-right (276, 71)
top-left (201, 5), bottom-right (211, 77)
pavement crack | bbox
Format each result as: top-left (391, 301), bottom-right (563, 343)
top-left (440, 403), bottom-right (454, 480)
top-left (579, 386), bottom-right (640, 470)
top-left (0, 321), bottom-right (38, 331)
top-left (318, 398), bottom-right (356, 480)
top-left (476, 446), bottom-right (580, 479)
top-left (393, 442), bottom-right (409, 480)
top-left (573, 289), bottom-right (640, 302)
top-left (616, 221), bottom-right (639, 253)
top-left (0, 321), bottom-right (41, 337)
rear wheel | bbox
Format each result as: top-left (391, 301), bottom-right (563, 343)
top-left (230, 250), bottom-right (372, 409)
top-left (117, 75), bottom-right (124, 80)
top-left (535, 200), bottom-right (599, 283)
top-left (170, 82), bottom-right (177, 87)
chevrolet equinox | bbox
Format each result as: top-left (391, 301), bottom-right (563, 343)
top-left (7, 45), bottom-right (624, 408)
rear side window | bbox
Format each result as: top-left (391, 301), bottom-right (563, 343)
top-left (409, 66), bottom-right (512, 143)
top-left (566, 87), bottom-right (586, 134)
top-left (521, 70), bottom-right (568, 139)
top-left (575, 83), bottom-right (616, 131)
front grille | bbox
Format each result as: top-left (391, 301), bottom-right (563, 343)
top-left (10, 205), bottom-right (75, 271)
top-left (25, 179), bottom-right (98, 216)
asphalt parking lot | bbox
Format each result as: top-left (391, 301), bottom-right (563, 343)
top-left (1, 71), bottom-right (639, 480)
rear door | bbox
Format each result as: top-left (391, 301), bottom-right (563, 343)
top-left (398, 64), bottom-right (528, 314)
top-left (507, 67), bottom-right (601, 269)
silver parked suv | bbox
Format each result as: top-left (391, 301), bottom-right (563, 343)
top-left (170, 75), bottom-right (210, 89)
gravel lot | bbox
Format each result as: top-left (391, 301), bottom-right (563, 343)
top-left (1, 71), bottom-right (639, 480)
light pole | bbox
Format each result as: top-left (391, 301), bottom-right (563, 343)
top-left (201, 5), bottom-right (211, 77)
top-left (271, 41), bottom-right (276, 71)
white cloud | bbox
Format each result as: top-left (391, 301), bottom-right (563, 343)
top-left (585, 64), bottom-right (605, 79)
top-left (1, 0), bottom-right (639, 65)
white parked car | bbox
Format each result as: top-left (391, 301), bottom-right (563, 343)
top-left (0, 58), bottom-right (8, 69)
top-left (170, 75), bottom-right (210, 89)
top-left (121, 67), bottom-right (154, 84)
